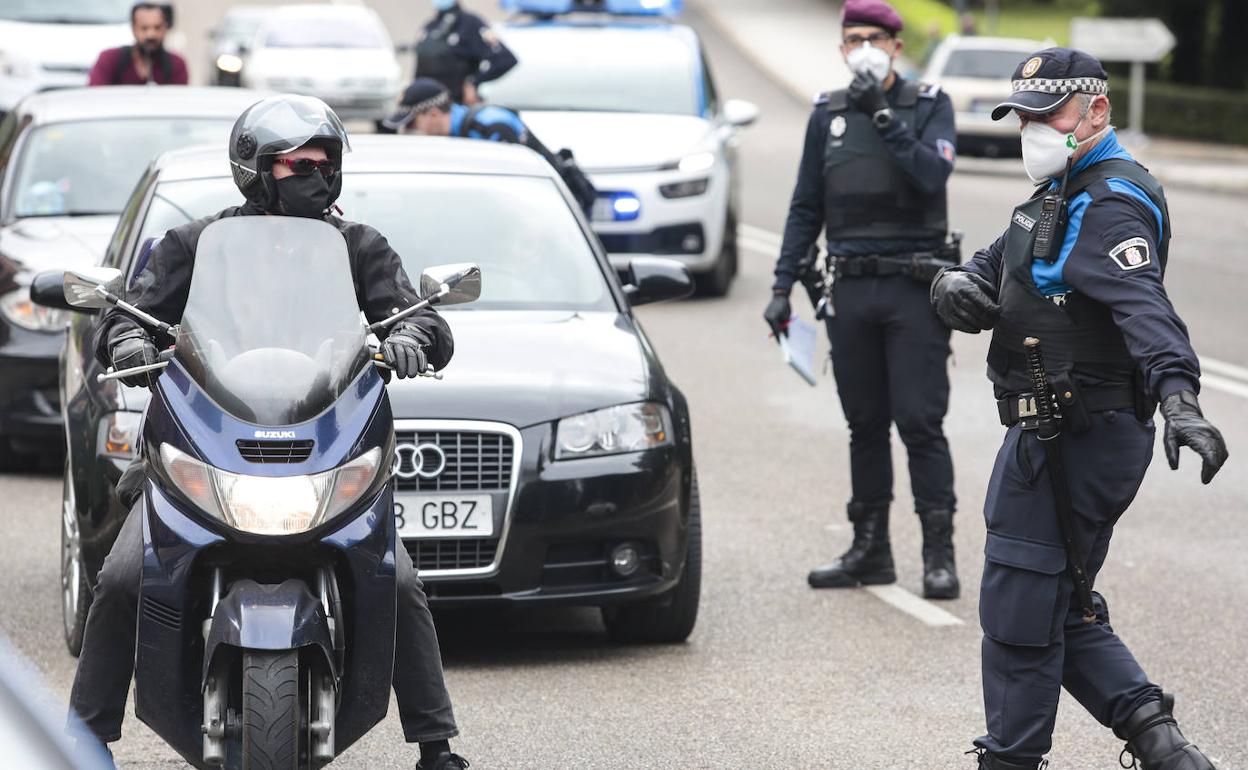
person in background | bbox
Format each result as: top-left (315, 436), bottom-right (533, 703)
top-left (88, 2), bottom-right (188, 86)
top-left (415, 0), bottom-right (517, 104)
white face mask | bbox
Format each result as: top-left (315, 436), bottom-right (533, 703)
top-left (846, 43), bottom-right (892, 83)
top-left (1020, 107), bottom-right (1108, 182)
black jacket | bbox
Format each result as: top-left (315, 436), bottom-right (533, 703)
top-left (93, 204), bottom-right (454, 370)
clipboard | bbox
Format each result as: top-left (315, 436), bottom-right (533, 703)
top-left (778, 314), bottom-right (819, 387)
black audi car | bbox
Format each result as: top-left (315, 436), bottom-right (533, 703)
top-left (0, 86), bottom-right (264, 468)
top-left (43, 136), bottom-right (701, 654)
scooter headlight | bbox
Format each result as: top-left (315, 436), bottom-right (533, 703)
top-left (158, 444), bottom-right (383, 535)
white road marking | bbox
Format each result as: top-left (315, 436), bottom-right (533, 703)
top-left (740, 224), bottom-right (1248, 401)
top-left (864, 585), bottom-right (965, 627)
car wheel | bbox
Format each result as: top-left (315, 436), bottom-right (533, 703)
top-left (694, 211), bottom-right (738, 297)
top-left (61, 463), bottom-right (90, 657)
top-left (602, 470), bottom-right (702, 644)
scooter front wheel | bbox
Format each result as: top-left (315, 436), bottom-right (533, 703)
top-left (241, 650), bottom-right (300, 770)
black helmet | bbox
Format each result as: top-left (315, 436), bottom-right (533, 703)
top-left (228, 95), bottom-right (352, 212)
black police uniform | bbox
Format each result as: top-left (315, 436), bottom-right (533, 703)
top-left (942, 49), bottom-right (1224, 768)
top-left (416, 3), bottom-right (517, 102)
top-left (71, 203), bottom-right (459, 748)
top-left (774, 75), bottom-right (960, 594)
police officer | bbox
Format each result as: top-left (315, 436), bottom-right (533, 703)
top-left (416, 0), bottom-right (518, 104)
top-left (931, 49), bottom-right (1229, 769)
top-left (70, 95), bottom-right (470, 770)
top-left (383, 77), bottom-right (597, 214)
top-left (764, 0), bottom-right (962, 599)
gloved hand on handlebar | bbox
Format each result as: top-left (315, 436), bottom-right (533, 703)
top-left (110, 329), bottom-right (159, 388)
top-left (382, 322), bottom-right (432, 379)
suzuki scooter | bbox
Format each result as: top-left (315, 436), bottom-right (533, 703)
top-left (54, 217), bottom-right (479, 769)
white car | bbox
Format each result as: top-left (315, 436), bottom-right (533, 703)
top-left (0, 0), bottom-right (133, 117)
top-left (241, 4), bottom-right (402, 123)
top-left (923, 35), bottom-right (1047, 157)
top-left (483, 0), bottom-right (758, 296)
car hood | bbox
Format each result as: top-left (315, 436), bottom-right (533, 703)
top-left (939, 77), bottom-right (1014, 107)
top-left (388, 310), bottom-right (651, 428)
top-left (515, 111), bottom-right (713, 172)
top-left (0, 20), bottom-right (131, 69)
top-left (0, 216), bottom-right (117, 274)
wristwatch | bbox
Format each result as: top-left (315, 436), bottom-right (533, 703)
top-left (872, 108), bottom-right (894, 129)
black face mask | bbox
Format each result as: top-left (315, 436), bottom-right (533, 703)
top-left (274, 173), bottom-right (332, 218)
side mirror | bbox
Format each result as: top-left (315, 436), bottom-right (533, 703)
top-left (30, 270), bottom-right (73, 311)
top-left (63, 267), bottom-right (123, 309)
top-left (622, 258), bottom-right (694, 306)
top-left (721, 99), bottom-right (760, 128)
top-left (420, 263), bottom-right (482, 306)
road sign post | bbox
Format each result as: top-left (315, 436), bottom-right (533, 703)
top-left (1070, 17), bottom-right (1176, 138)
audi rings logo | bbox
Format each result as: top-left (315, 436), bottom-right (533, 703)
top-left (393, 443), bottom-right (447, 480)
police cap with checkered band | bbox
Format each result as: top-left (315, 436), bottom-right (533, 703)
top-left (991, 47), bottom-right (1109, 121)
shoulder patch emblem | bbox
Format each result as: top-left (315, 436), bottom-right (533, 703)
top-left (918, 82), bottom-right (941, 98)
top-left (1109, 237), bottom-right (1151, 271)
top-left (830, 115), bottom-right (847, 138)
top-left (936, 138), bottom-right (956, 164)
top-left (480, 27), bottom-right (501, 48)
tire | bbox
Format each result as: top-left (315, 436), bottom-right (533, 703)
top-left (694, 211), bottom-right (738, 297)
top-left (602, 471), bottom-right (702, 644)
top-left (61, 463), bottom-right (90, 657)
top-left (242, 650), bottom-right (301, 770)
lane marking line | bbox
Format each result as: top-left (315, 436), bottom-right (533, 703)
top-left (1202, 358), bottom-right (1248, 384)
top-left (1201, 374), bottom-right (1248, 400)
top-left (864, 585), bottom-right (965, 627)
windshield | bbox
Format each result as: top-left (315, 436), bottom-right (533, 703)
top-left (480, 28), bottom-right (699, 115)
top-left (262, 16), bottom-right (386, 49)
top-left (141, 174), bottom-right (614, 312)
top-left (0, 0), bottom-right (130, 23)
top-left (941, 49), bottom-right (1030, 79)
top-left (176, 218), bottom-right (369, 426)
top-left (11, 118), bottom-right (233, 218)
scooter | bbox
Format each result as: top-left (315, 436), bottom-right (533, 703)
top-left (54, 216), bottom-right (480, 769)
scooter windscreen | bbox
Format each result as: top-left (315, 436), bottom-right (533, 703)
top-left (175, 217), bottom-right (370, 426)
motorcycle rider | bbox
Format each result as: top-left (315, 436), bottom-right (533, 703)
top-left (69, 95), bottom-right (469, 770)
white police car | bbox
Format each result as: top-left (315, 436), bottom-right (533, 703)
top-left (484, 0), bottom-right (758, 295)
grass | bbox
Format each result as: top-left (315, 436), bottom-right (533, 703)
top-left (889, 1), bottom-right (1097, 47)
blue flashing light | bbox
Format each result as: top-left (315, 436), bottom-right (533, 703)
top-left (594, 192), bottom-right (642, 222)
top-left (501, 0), bottom-right (682, 18)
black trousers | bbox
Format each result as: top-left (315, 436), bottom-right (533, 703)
top-left (825, 274), bottom-right (956, 513)
top-left (68, 504), bottom-right (458, 744)
top-left (974, 411), bottom-right (1161, 761)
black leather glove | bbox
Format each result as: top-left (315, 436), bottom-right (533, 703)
top-left (110, 330), bottom-right (159, 388)
top-left (930, 270), bottom-right (1000, 333)
top-left (1160, 390), bottom-right (1228, 484)
top-left (382, 322), bottom-right (432, 379)
top-left (848, 71), bottom-right (889, 118)
top-left (764, 292), bottom-right (792, 339)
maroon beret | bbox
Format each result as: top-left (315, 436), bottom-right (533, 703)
top-left (841, 0), bottom-right (903, 34)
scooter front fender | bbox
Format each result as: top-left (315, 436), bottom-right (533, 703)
top-left (202, 579), bottom-right (336, 685)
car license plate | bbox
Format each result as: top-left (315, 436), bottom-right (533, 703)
top-left (395, 494), bottom-right (494, 539)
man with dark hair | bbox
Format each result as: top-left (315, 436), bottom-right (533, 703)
top-left (88, 2), bottom-right (188, 86)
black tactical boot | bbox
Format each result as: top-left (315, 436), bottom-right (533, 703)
top-left (416, 753), bottom-right (470, 770)
top-left (968, 748), bottom-right (1045, 770)
top-left (1117, 695), bottom-right (1218, 770)
top-left (918, 508), bottom-right (960, 600)
top-left (808, 503), bottom-right (895, 588)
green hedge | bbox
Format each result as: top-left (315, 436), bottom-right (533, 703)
top-left (1143, 82), bottom-right (1248, 145)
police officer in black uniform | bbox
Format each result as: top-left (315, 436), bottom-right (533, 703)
top-left (416, 0), bottom-right (518, 104)
top-left (931, 49), bottom-right (1228, 770)
top-left (765, 0), bottom-right (962, 599)
top-left (71, 95), bottom-right (470, 770)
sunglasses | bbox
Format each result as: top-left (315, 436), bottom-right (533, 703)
top-left (843, 31), bottom-right (894, 47)
top-left (272, 157), bottom-right (338, 178)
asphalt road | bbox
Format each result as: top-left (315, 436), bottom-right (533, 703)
top-left (1, 2), bottom-right (1246, 768)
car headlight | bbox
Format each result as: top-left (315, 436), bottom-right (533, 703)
top-left (677, 152), bottom-right (716, 174)
top-left (1, 288), bottom-right (69, 332)
top-left (157, 444), bottom-right (383, 535)
top-left (100, 412), bottom-right (142, 460)
top-left (659, 178), bottom-right (709, 199)
top-left (555, 403), bottom-right (673, 460)
top-left (215, 53), bottom-right (244, 74)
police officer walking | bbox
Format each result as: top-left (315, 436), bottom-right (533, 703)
top-left (416, 0), bottom-right (518, 104)
top-left (765, 0), bottom-right (962, 599)
top-left (930, 49), bottom-right (1229, 769)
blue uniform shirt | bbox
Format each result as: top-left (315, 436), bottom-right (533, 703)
top-left (449, 103), bottom-right (528, 142)
top-left (960, 129), bottom-right (1200, 400)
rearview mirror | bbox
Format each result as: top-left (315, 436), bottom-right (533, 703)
top-left (30, 270), bottom-right (73, 311)
top-left (63, 267), bottom-right (123, 309)
top-left (622, 258), bottom-right (693, 306)
top-left (420, 263), bottom-right (482, 306)
top-left (722, 99), bottom-right (760, 128)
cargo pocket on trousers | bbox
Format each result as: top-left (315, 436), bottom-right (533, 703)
top-left (979, 532), bottom-right (1068, 647)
